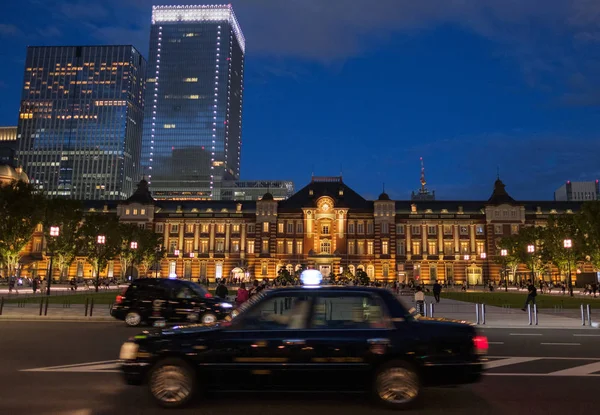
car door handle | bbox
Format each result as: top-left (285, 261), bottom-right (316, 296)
top-left (367, 338), bottom-right (390, 345)
top-left (282, 339), bottom-right (306, 345)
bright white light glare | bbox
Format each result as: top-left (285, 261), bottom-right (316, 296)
top-left (168, 273), bottom-right (177, 279)
top-left (300, 269), bottom-right (323, 287)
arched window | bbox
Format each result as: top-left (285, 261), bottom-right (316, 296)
top-left (215, 262), bottom-right (223, 279)
top-left (348, 265), bottom-right (356, 276)
top-left (320, 240), bottom-right (331, 254)
top-left (286, 264), bottom-right (293, 273)
top-left (367, 265), bottom-right (375, 279)
top-left (382, 263), bottom-right (389, 278)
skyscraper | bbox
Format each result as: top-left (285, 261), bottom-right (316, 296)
top-left (143, 5), bottom-right (245, 200)
top-left (16, 45), bottom-right (146, 200)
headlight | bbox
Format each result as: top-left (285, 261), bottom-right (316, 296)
top-left (218, 303), bottom-right (233, 309)
top-left (119, 342), bottom-right (139, 360)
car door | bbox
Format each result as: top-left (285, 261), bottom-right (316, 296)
top-left (298, 291), bottom-right (395, 391)
top-left (202, 291), bottom-right (314, 391)
top-left (168, 285), bottom-right (200, 323)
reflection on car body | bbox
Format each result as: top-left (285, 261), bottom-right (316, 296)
top-left (119, 284), bottom-right (487, 410)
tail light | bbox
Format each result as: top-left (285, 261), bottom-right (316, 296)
top-left (473, 335), bottom-right (489, 355)
top-left (116, 288), bottom-right (127, 304)
top-left (204, 293), bottom-right (213, 298)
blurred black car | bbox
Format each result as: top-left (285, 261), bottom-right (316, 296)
top-left (119, 285), bottom-right (487, 409)
top-left (110, 278), bottom-right (233, 327)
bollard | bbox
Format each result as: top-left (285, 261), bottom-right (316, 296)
top-left (424, 302), bottom-right (428, 317)
top-left (429, 302), bottom-right (434, 318)
top-left (475, 303), bottom-right (480, 324)
top-left (481, 303), bottom-right (486, 325)
top-left (84, 298), bottom-right (89, 317)
top-left (89, 298), bottom-right (94, 317)
top-left (0, 297), bottom-right (3, 315)
top-left (581, 304), bottom-right (586, 326)
top-left (528, 304), bottom-right (532, 325)
top-left (39, 297), bottom-right (44, 316)
top-left (533, 304), bottom-right (538, 325)
top-left (587, 304), bottom-right (592, 326)
top-left (44, 296), bottom-right (49, 316)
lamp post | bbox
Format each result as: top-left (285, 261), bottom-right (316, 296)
top-left (95, 235), bottom-right (105, 292)
top-left (527, 244), bottom-right (535, 285)
top-left (46, 226), bottom-right (60, 296)
top-left (480, 252), bottom-right (487, 287)
top-left (501, 249), bottom-right (508, 292)
top-left (464, 254), bottom-right (470, 289)
top-left (130, 241), bottom-right (138, 281)
top-left (174, 249), bottom-right (180, 279)
top-left (564, 239), bottom-right (574, 297)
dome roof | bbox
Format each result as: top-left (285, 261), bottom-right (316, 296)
top-left (0, 164), bottom-right (29, 185)
top-left (261, 192), bottom-right (274, 201)
top-left (378, 192), bottom-right (390, 201)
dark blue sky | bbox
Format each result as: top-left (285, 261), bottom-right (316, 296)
top-left (1, 0), bottom-right (600, 200)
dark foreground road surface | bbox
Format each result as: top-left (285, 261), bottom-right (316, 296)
top-left (1, 322), bottom-right (599, 415)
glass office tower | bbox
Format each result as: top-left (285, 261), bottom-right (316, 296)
top-left (143, 5), bottom-right (245, 200)
top-left (16, 46), bottom-right (146, 200)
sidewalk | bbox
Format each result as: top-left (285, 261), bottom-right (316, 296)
top-left (0, 304), bottom-right (113, 321)
top-left (399, 297), bottom-right (599, 329)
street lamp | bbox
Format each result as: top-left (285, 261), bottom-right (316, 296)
top-left (464, 254), bottom-right (470, 289)
top-left (130, 241), bottom-right (138, 281)
top-left (564, 239), bottom-right (574, 297)
top-left (480, 252), bottom-right (488, 287)
top-left (46, 226), bottom-right (60, 296)
top-left (527, 244), bottom-right (536, 285)
top-left (95, 235), bottom-right (105, 292)
top-left (501, 249), bottom-right (508, 292)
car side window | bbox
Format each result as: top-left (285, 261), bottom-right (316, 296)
top-left (311, 294), bottom-right (387, 330)
top-left (234, 295), bottom-right (311, 331)
top-left (175, 287), bottom-right (194, 299)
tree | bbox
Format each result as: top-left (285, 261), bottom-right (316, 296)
top-left (542, 215), bottom-right (581, 284)
top-left (136, 227), bottom-right (164, 278)
top-left (514, 226), bottom-right (547, 282)
top-left (495, 234), bottom-right (522, 283)
top-left (118, 223), bottom-right (139, 281)
top-left (78, 214), bottom-right (122, 291)
top-left (575, 201), bottom-right (600, 271)
top-left (356, 268), bottom-right (370, 285)
top-left (275, 266), bottom-right (295, 285)
top-left (0, 181), bottom-right (45, 279)
top-left (42, 198), bottom-right (84, 281)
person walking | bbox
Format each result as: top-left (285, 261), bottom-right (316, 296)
top-left (32, 277), bottom-right (38, 294)
top-left (235, 282), bottom-right (249, 307)
top-left (432, 281), bottom-right (442, 303)
top-left (522, 281), bottom-right (537, 311)
top-left (215, 280), bottom-right (229, 299)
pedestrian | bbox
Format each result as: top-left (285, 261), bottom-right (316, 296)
top-left (8, 276), bottom-right (15, 294)
top-left (32, 277), bottom-right (38, 294)
top-left (522, 281), bottom-right (537, 311)
top-left (215, 279), bottom-right (228, 299)
top-left (414, 286), bottom-right (425, 316)
top-left (432, 281), bottom-right (442, 303)
top-left (235, 282), bottom-right (249, 307)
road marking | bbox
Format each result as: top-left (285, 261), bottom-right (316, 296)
top-left (487, 373), bottom-right (600, 377)
top-left (547, 361), bottom-right (600, 376)
top-left (488, 342), bottom-right (504, 345)
top-left (573, 334), bottom-right (600, 337)
top-left (485, 357), bottom-right (540, 368)
top-left (509, 333), bottom-right (542, 336)
top-left (489, 356), bottom-right (600, 360)
top-left (21, 360), bottom-right (120, 373)
top-left (540, 342), bottom-right (581, 346)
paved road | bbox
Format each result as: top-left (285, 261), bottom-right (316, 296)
top-left (1, 322), bottom-right (599, 414)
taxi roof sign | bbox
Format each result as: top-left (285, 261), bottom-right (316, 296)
top-left (300, 269), bottom-right (323, 287)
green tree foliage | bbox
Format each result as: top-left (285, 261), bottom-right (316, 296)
top-left (542, 214), bottom-right (581, 279)
top-left (42, 198), bottom-right (83, 281)
top-left (78, 214), bottom-right (122, 291)
top-left (0, 181), bottom-right (45, 278)
top-left (495, 234), bottom-right (522, 279)
top-left (576, 202), bottom-right (600, 271)
top-left (275, 266), bottom-right (295, 285)
top-left (136, 227), bottom-right (164, 278)
top-left (355, 268), bottom-right (370, 285)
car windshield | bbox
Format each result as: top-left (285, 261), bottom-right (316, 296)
top-left (230, 291), bottom-right (267, 319)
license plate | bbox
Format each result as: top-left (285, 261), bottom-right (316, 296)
top-left (153, 320), bottom-right (166, 328)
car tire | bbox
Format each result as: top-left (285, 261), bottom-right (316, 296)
top-left (124, 311), bottom-right (142, 327)
top-left (372, 360), bottom-right (421, 410)
top-left (200, 313), bottom-right (217, 325)
top-left (148, 358), bottom-right (196, 409)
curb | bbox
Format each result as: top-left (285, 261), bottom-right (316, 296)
top-left (0, 316), bottom-right (114, 322)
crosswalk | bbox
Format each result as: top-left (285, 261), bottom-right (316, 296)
top-left (486, 356), bottom-right (600, 377)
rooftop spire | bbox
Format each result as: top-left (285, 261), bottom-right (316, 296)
top-left (420, 157), bottom-right (427, 192)
top-left (411, 157), bottom-right (436, 201)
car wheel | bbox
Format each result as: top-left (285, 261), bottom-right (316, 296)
top-left (125, 311), bottom-right (142, 327)
top-left (372, 360), bottom-right (421, 410)
top-left (148, 358), bottom-right (196, 408)
top-left (200, 313), bottom-right (217, 325)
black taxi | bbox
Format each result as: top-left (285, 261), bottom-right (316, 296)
top-left (119, 272), bottom-right (487, 409)
top-left (110, 278), bottom-right (233, 326)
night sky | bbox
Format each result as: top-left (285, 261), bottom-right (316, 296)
top-left (1, 0), bottom-right (599, 200)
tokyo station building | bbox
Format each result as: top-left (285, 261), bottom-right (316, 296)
top-left (17, 175), bottom-right (593, 285)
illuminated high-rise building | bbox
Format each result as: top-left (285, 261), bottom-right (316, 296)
top-left (142, 5), bottom-right (245, 200)
top-left (16, 45), bottom-right (146, 200)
